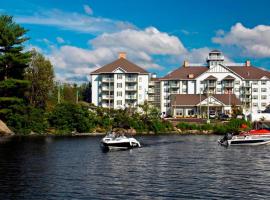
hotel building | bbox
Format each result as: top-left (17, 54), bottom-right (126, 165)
top-left (91, 50), bottom-right (270, 118)
top-left (90, 52), bottom-right (150, 109)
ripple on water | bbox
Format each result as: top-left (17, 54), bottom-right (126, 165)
top-left (0, 135), bottom-right (270, 199)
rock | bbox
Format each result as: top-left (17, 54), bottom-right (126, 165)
top-left (0, 120), bottom-right (14, 136)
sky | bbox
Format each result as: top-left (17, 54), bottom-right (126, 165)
top-left (2, 0), bottom-right (270, 83)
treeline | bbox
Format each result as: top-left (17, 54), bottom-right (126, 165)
top-left (0, 15), bottom-right (172, 135)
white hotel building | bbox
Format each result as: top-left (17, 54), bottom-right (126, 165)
top-left (91, 50), bottom-right (270, 118)
top-left (91, 53), bottom-right (150, 109)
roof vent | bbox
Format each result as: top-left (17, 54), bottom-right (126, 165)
top-left (188, 74), bottom-right (194, 79)
top-left (118, 52), bottom-right (126, 59)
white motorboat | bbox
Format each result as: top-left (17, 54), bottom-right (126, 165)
top-left (219, 129), bottom-right (270, 146)
top-left (101, 132), bottom-right (141, 150)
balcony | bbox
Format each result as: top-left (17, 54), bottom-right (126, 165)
top-left (102, 77), bottom-right (114, 82)
top-left (101, 103), bottom-right (113, 108)
top-left (170, 83), bottom-right (179, 88)
top-left (224, 83), bottom-right (234, 88)
top-left (149, 81), bottom-right (155, 86)
top-left (148, 96), bottom-right (154, 101)
top-left (102, 86), bottom-right (114, 91)
top-left (126, 95), bottom-right (137, 100)
top-left (206, 83), bottom-right (216, 88)
top-left (126, 86), bottom-right (137, 91)
top-left (102, 95), bottom-right (114, 99)
top-left (126, 77), bottom-right (137, 82)
top-left (148, 88), bottom-right (155, 93)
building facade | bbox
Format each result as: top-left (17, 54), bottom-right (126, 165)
top-left (90, 53), bottom-right (150, 109)
top-left (91, 50), bottom-right (270, 118)
top-left (160, 50), bottom-right (270, 117)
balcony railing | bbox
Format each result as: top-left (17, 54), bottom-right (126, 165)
top-left (126, 95), bottom-right (137, 100)
top-left (148, 88), bottom-right (155, 93)
top-left (126, 86), bottom-right (137, 91)
top-left (148, 96), bottom-right (154, 101)
top-left (102, 95), bottom-right (114, 99)
top-left (102, 86), bottom-right (114, 91)
top-left (126, 77), bottom-right (137, 82)
top-left (102, 78), bottom-right (114, 82)
top-left (170, 83), bottom-right (179, 88)
top-left (224, 83), bottom-right (234, 87)
top-left (206, 83), bottom-right (216, 87)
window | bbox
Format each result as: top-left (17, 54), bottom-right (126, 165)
top-left (139, 86), bottom-right (142, 90)
top-left (261, 81), bottom-right (267, 85)
top-left (253, 88), bottom-right (258, 92)
top-left (139, 77), bottom-right (142, 82)
top-left (200, 81), bottom-right (204, 84)
top-left (261, 88), bottom-right (267, 92)
top-left (182, 88), bottom-right (187, 93)
top-left (164, 81), bottom-right (169, 86)
top-left (117, 83), bottom-right (122, 88)
top-left (117, 91), bottom-right (122, 97)
top-left (164, 88), bottom-right (169, 92)
top-left (217, 88), bottom-right (221, 92)
top-left (235, 88), bottom-right (239, 92)
top-left (235, 81), bottom-right (240, 85)
top-left (253, 81), bottom-right (258, 85)
top-left (253, 103), bottom-right (258, 107)
top-left (117, 100), bottom-right (122, 105)
top-left (252, 95), bottom-right (258, 99)
top-left (164, 96), bottom-right (170, 100)
top-left (217, 81), bottom-right (221, 85)
top-left (262, 103), bottom-right (267, 107)
top-left (117, 74), bottom-right (122, 79)
top-left (262, 95), bottom-right (267, 100)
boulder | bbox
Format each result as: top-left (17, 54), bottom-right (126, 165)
top-left (0, 120), bottom-right (14, 136)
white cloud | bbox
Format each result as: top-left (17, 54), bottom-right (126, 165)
top-left (15, 9), bottom-right (136, 34)
top-left (213, 23), bottom-right (270, 58)
top-left (56, 37), bottom-right (65, 44)
top-left (90, 27), bottom-right (186, 55)
top-left (83, 5), bottom-right (93, 15)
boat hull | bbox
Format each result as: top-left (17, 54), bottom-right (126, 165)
top-left (227, 134), bottom-right (270, 146)
top-left (101, 141), bottom-right (136, 150)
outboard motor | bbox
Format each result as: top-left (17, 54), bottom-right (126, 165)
top-left (219, 133), bottom-right (233, 146)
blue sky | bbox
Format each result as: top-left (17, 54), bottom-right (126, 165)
top-left (2, 0), bottom-right (270, 83)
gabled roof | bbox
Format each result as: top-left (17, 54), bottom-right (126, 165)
top-left (228, 66), bottom-right (270, 80)
top-left (91, 58), bottom-right (149, 74)
top-left (161, 66), bottom-right (208, 80)
top-left (204, 75), bottom-right (217, 80)
top-left (171, 94), bottom-right (241, 106)
top-left (223, 75), bottom-right (235, 80)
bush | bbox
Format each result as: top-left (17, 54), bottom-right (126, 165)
top-left (6, 104), bottom-right (48, 134)
top-left (176, 122), bottom-right (198, 130)
top-left (48, 103), bottom-right (96, 133)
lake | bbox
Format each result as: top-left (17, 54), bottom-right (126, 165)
top-left (0, 135), bottom-right (270, 199)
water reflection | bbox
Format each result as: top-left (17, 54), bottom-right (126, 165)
top-left (0, 135), bottom-right (270, 199)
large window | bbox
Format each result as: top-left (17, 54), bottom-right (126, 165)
top-left (117, 91), bottom-right (122, 97)
top-left (117, 100), bottom-right (122, 105)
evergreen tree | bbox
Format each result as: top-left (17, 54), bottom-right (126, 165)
top-left (0, 15), bottom-right (31, 119)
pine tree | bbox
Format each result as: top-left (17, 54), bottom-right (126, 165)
top-left (0, 15), bottom-right (31, 118)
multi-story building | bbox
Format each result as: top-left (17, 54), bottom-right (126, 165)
top-left (148, 74), bottom-right (161, 108)
top-left (90, 52), bottom-right (150, 109)
top-left (160, 50), bottom-right (270, 117)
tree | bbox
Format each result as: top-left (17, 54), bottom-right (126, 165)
top-left (25, 49), bottom-right (54, 109)
top-left (0, 15), bottom-right (31, 119)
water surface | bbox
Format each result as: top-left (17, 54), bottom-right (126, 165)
top-left (0, 135), bottom-right (270, 199)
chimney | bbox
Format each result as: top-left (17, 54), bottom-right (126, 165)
top-left (118, 52), bottom-right (126, 59)
top-left (245, 60), bottom-right (251, 67)
top-left (183, 60), bottom-right (189, 67)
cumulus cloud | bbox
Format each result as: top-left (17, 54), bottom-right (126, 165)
top-left (83, 5), bottom-right (93, 15)
top-left (90, 27), bottom-right (186, 55)
top-left (15, 9), bottom-right (136, 34)
top-left (213, 23), bottom-right (270, 58)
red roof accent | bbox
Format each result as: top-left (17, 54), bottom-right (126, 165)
top-left (228, 66), bottom-right (270, 79)
top-left (204, 75), bottom-right (217, 80)
top-left (171, 94), bottom-right (241, 106)
top-left (161, 66), bottom-right (208, 80)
